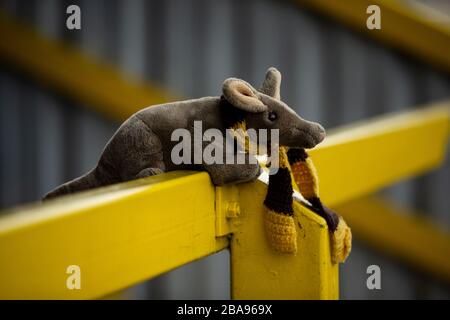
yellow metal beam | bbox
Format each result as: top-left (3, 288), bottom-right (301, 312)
top-left (230, 179), bottom-right (339, 299)
top-left (295, 0), bottom-right (450, 73)
top-left (335, 196), bottom-right (450, 283)
top-left (310, 103), bottom-right (450, 207)
top-left (0, 105), bottom-right (448, 299)
top-left (0, 171), bottom-right (227, 299)
top-left (0, 11), bottom-right (178, 121)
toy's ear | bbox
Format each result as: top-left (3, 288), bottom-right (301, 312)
top-left (222, 78), bottom-right (267, 113)
top-left (260, 67), bottom-right (281, 100)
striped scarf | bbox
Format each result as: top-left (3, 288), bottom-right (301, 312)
top-left (228, 113), bottom-right (351, 264)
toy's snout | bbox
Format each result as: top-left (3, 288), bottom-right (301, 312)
top-left (288, 120), bottom-right (326, 149)
top-left (317, 124), bottom-right (326, 142)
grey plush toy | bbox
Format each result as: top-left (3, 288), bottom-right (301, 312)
top-left (44, 67), bottom-right (325, 199)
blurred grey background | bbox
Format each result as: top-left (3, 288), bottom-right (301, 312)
top-left (0, 0), bottom-right (449, 299)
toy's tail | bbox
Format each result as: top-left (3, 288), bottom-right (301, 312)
top-left (43, 169), bottom-right (100, 200)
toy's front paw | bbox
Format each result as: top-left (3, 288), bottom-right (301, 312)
top-left (206, 163), bottom-right (261, 186)
top-left (231, 163), bottom-right (261, 184)
top-left (245, 163), bottom-right (262, 181)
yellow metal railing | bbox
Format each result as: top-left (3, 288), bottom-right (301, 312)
top-left (0, 104), bottom-right (448, 299)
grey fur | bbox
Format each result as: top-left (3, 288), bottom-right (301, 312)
top-left (44, 68), bottom-right (325, 200)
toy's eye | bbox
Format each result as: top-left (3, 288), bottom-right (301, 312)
top-left (268, 111), bottom-right (277, 121)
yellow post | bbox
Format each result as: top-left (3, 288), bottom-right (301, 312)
top-left (229, 177), bottom-right (339, 299)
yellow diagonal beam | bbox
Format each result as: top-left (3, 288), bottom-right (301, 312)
top-left (0, 11), bottom-right (178, 121)
top-left (295, 0), bottom-right (450, 73)
top-left (0, 171), bottom-right (227, 299)
top-left (310, 103), bottom-right (449, 207)
top-left (335, 196), bottom-right (450, 283)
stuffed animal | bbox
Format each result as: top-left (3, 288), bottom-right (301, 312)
top-left (43, 68), bottom-right (325, 196)
top-left (44, 67), bottom-right (351, 263)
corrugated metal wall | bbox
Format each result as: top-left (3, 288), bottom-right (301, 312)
top-left (0, 0), bottom-right (449, 299)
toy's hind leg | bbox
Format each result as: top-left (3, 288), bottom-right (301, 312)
top-left (100, 116), bottom-right (166, 182)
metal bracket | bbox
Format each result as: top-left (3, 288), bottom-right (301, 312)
top-left (215, 185), bottom-right (241, 237)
